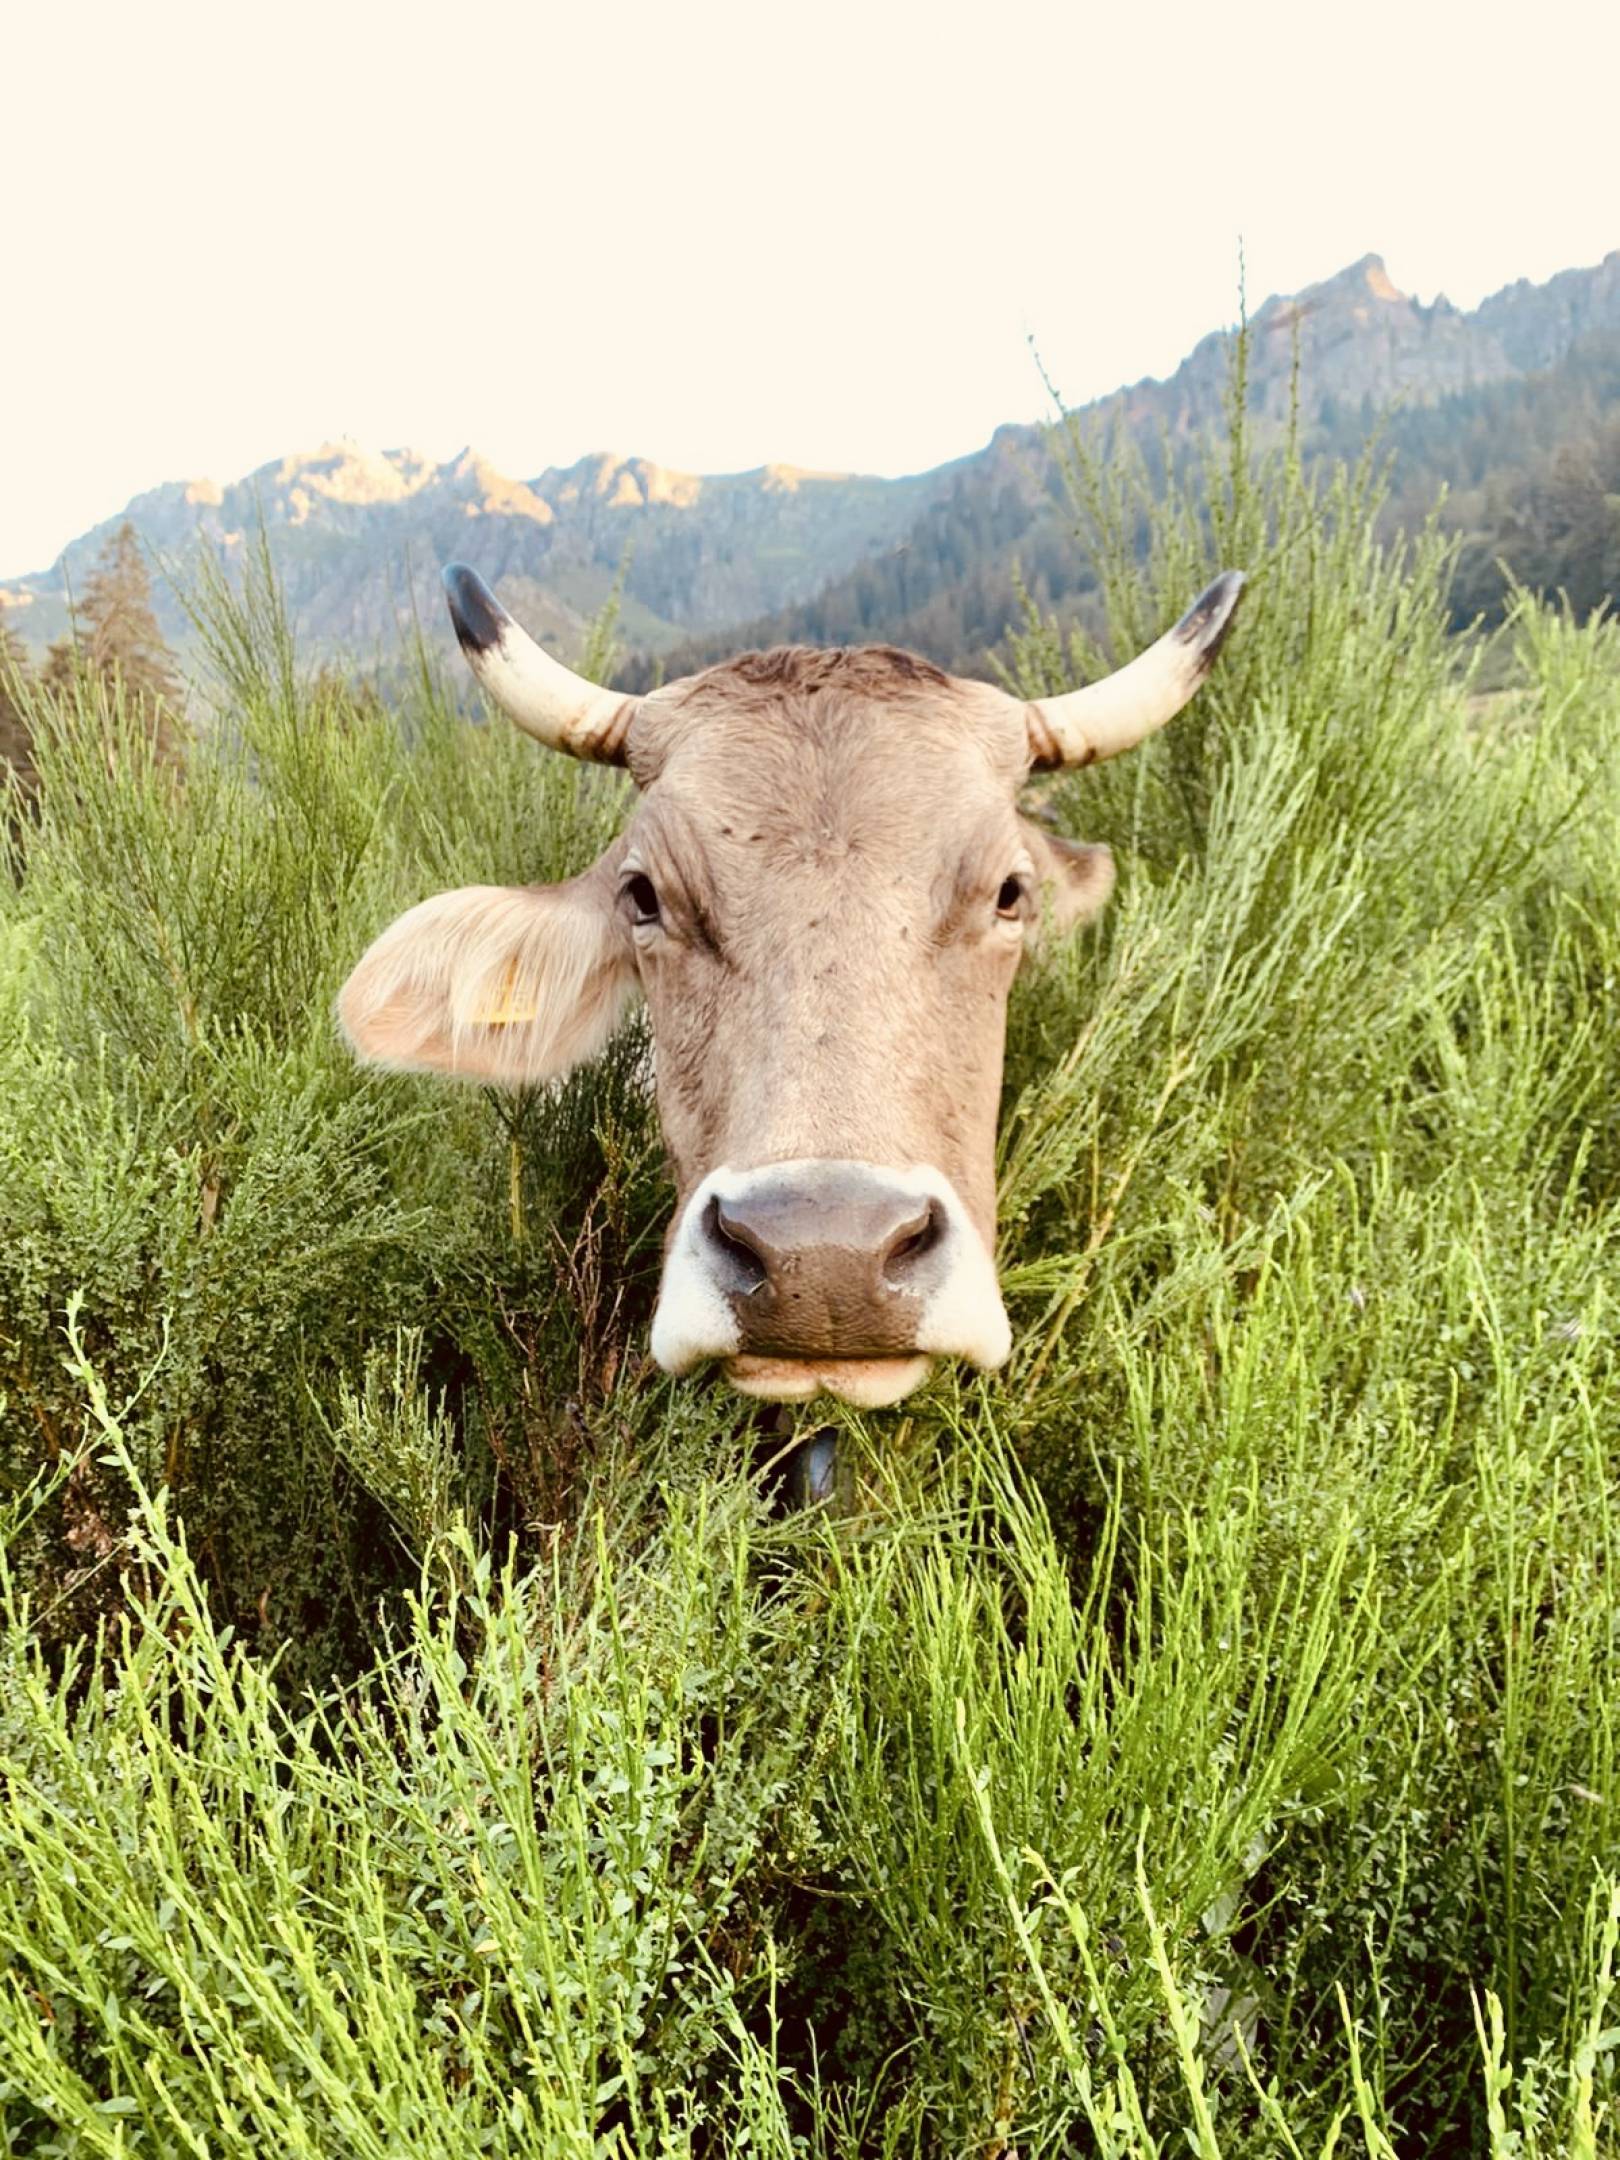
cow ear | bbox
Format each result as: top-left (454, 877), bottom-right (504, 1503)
top-left (338, 853), bottom-right (637, 1087)
top-left (1020, 820), bottom-right (1116, 939)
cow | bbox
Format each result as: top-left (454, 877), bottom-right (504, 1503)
top-left (338, 563), bottom-right (1243, 1409)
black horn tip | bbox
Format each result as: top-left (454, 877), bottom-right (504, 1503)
top-left (442, 562), bottom-right (510, 657)
top-left (1175, 569), bottom-right (1247, 668)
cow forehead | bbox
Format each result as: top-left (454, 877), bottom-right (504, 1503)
top-left (624, 646), bottom-right (1031, 801)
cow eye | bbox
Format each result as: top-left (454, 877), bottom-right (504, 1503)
top-left (996, 876), bottom-right (1026, 919)
top-left (624, 873), bottom-right (661, 926)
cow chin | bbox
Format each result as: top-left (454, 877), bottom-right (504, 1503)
top-left (649, 1160), bottom-right (1012, 1401)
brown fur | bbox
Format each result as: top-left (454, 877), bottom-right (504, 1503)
top-left (340, 642), bottom-right (1115, 1253)
top-left (677, 643), bottom-right (955, 702)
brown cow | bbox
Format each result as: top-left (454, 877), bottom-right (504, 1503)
top-left (339, 563), bottom-right (1243, 1407)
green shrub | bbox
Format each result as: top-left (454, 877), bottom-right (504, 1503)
top-left (0, 406), bottom-right (1616, 2149)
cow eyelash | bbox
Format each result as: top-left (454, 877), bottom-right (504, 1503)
top-left (623, 873), bottom-right (661, 926)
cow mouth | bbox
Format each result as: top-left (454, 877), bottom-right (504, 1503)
top-left (724, 1353), bottom-right (933, 1408)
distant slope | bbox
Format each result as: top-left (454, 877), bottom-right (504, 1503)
top-left (0, 447), bottom-right (958, 669)
top-left (4, 249), bottom-right (1617, 677)
top-left (629, 253), bottom-right (1620, 680)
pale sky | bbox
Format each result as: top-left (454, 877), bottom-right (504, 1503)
top-left (5, 0), bottom-right (1617, 576)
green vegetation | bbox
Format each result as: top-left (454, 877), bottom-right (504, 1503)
top-left (1318, 333), bottom-right (1620, 628)
top-left (637, 331), bottom-right (1620, 685)
top-left (40, 521), bottom-right (185, 755)
top-left (0, 617), bottom-right (31, 789)
top-left (0, 405), bottom-right (1616, 2152)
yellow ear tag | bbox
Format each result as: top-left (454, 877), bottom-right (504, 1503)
top-left (470, 960), bottom-right (539, 1027)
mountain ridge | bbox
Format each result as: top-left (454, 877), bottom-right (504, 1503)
top-left (5, 247), bottom-right (1618, 672)
top-left (0, 440), bottom-right (957, 664)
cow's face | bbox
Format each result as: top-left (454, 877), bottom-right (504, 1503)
top-left (340, 566), bottom-right (1242, 1406)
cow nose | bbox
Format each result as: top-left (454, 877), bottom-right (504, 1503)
top-left (700, 1171), bottom-right (948, 1357)
top-left (650, 1159), bottom-right (1012, 1385)
top-left (711, 1188), bottom-right (942, 1291)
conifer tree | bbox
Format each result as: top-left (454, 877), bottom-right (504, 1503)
top-left (45, 522), bottom-right (184, 751)
top-left (0, 612), bottom-right (35, 788)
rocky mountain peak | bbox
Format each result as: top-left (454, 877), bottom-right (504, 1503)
top-left (533, 453), bottom-right (704, 511)
top-left (271, 441), bottom-right (436, 507)
top-left (6, 246), bottom-right (1617, 674)
top-left (1332, 252), bottom-right (1404, 304)
top-left (1254, 252), bottom-right (1409, 329)
top-left (438, 451), bottom-right (554, 524)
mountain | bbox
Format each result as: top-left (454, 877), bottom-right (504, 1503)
top-left (630, 251), bottom-right (1620, 679)
top-left (4, 248), bottom-right (1618, 677)
top-left (0, 445), bottom-right (958, 669)
top-left (1472, 251), bottom-right (1620, 372)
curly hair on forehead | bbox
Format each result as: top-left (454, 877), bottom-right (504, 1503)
top-left (681, 642), bottom-right (955, 703)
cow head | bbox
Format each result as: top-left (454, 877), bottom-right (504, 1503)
top-left (339, 564), bottom-right (1243, 1407)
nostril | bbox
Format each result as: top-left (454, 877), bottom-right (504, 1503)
top-left (882, 1199), bottom-right (947, 1287)
top-left (707, 1196), bottom-right (769, 1292)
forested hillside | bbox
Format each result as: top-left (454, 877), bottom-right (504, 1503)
top-left (633, 325), bottom-right (1620, 685)
top-left (4, 248), bottom-right (1618, 687)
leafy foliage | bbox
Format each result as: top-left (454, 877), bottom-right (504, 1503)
top-left (0, 403), bottom-right (1617, 2151)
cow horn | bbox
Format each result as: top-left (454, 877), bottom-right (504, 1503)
top-left (1026, 571), bottom-right (1246, 769)
top-left (442, 563), bottom-right (634, 764)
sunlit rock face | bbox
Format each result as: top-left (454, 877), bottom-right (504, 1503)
top-left (2, 437), bottom-right (949, 665)
top-left (7, 248), bottom-right (1620, 666)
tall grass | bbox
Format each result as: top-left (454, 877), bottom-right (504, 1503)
top-left (0, 413), bottom-right (1616, 2150)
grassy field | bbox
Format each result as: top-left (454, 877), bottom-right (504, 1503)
top-left (0, 434), bottom-right (1616, 2154)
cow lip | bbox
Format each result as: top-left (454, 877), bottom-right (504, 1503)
top-left (724, 1354), bottom-right (933, 1408)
